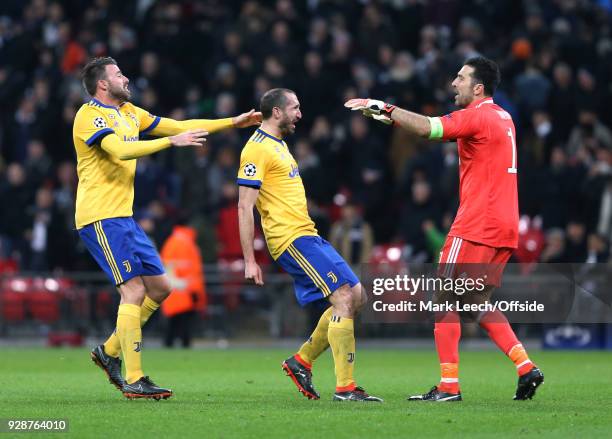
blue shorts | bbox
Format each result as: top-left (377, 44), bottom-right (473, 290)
top-left (79, 217), bottom-right (165, 286)
top-left (276, 236), bottom-right (359, 307)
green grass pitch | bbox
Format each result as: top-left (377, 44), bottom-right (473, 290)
top-left (0, 348), bottom-right (610, 438)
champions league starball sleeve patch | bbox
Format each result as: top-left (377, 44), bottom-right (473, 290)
top-left (93, 116), bottom-right (108, 129)
top-left (243, 163), bottom-right (257, 177)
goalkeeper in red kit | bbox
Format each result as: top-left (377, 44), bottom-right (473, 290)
top-left (346, 56), bottom-right (544, 402)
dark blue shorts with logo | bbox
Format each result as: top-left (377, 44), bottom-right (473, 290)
top-left (276, 236), bottom-right (359, 307)
top-left (78, 217), bottom-right (165, 286)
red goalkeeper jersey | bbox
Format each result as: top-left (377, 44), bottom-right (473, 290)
top-left (428, 97), bottom-right (519, 249)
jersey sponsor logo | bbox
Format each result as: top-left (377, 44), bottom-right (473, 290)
top-left (122, 260), bottom-right (132, 273)
top-left (134, 341), bottom-right (142, 352)
top-left (288, 164), bottom-right (300, 178)
top-left (123, 135), bottom-right (139, 142)
top-left (244, 163), bottom-right (257, 177)
top-left (93, 117), bottom-right (107, 128)
top-left (327, 271), bottom-right (338, 283)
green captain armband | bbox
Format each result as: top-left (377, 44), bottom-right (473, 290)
top-left (428, 117), bottom-right (443, 139)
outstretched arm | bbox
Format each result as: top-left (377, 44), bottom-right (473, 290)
top-left (100, 130), bottom-right (207, 160)
top-left (237, 185), bottom-right (264, 285)
top-left (148, 110), bottom-right (262, 137)
top-left (387, 107), bottom-right (432, 138)
top-left (344, 98), bottom-right (433, 138)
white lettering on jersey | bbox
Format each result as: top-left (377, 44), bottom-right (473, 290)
top-left (496, 110), bottom-right (511, 120)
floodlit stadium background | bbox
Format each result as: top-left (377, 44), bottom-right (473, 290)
top-left (1, 0), bottom-right (612, 349)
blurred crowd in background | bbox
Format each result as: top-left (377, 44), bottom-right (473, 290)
top-left (1, 0), bottom-right (612, 274)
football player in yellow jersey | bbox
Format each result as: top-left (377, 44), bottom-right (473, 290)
top-left (237, 89), bottom-right (382, 402)
top-left (77, 57), bottom-right (261, 400)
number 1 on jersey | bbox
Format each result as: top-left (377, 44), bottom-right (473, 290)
top-left (507, 128), bottom-right (517, 174)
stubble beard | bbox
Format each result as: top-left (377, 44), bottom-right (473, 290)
top-left (278, 114), bottom-right (295, 137)
top-left (109, 83), bottom-right (130, 103)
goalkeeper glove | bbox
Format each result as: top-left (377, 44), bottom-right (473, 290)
top-left (344, 98), bottom-right (396, 125)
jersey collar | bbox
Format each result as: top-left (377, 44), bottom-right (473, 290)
top-left (91, 98), bottom-right (128, 109)
top-left (467, 96), bottom-right (494, 109)
top-left (256, 128), bottom-right (284, 145)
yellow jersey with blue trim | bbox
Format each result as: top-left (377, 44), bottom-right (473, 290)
top-left (237, 128), bottom-right (317, 259)
top-left (73, 98), bottom-right (161, 229)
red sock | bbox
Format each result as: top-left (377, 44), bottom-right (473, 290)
top-left (479, 311), bottom-right (518, 352)
top-left (434, 312), bottom-right (461, 394)
top-left (479, 311), bottom-right (533, 375)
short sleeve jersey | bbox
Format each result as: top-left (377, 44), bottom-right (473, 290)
top-left (237, 128), bottom-right (317, 259)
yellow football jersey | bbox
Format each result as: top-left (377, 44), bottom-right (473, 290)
top-left (237, 128), bottom-right (317, 259)
top-left (72, 99), bottom-right (160, 228)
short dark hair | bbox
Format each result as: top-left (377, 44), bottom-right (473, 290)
top-left (260, 88), bottom-right (295, 119)
top-left (464, 56), bottom-right (501, 96)
top-left (81, 57), bottom-right (117, 96)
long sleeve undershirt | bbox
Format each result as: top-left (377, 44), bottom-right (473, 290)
top-left (100, 135), bottom-right (171, 160)
top-left (99, 117), bottom-right (234, 160)
top-left (149, 117), bottom-right (234, 136)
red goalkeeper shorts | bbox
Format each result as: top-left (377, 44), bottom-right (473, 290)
top-left (437, 236), bottom-right (513, 287)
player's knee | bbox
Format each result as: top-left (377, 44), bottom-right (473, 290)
top-left (119, 278), bottom-right (146, 305)
top-left (351, 284), bottom-right (367, 312)
top-left (145, 276), bottom-right (172, 302)
top-left (330, 285), bottom-right (355, 316)
top-left (156, 278), bottom-right (172, 300)
top-left (333, 302), bottom-right (355, 317)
